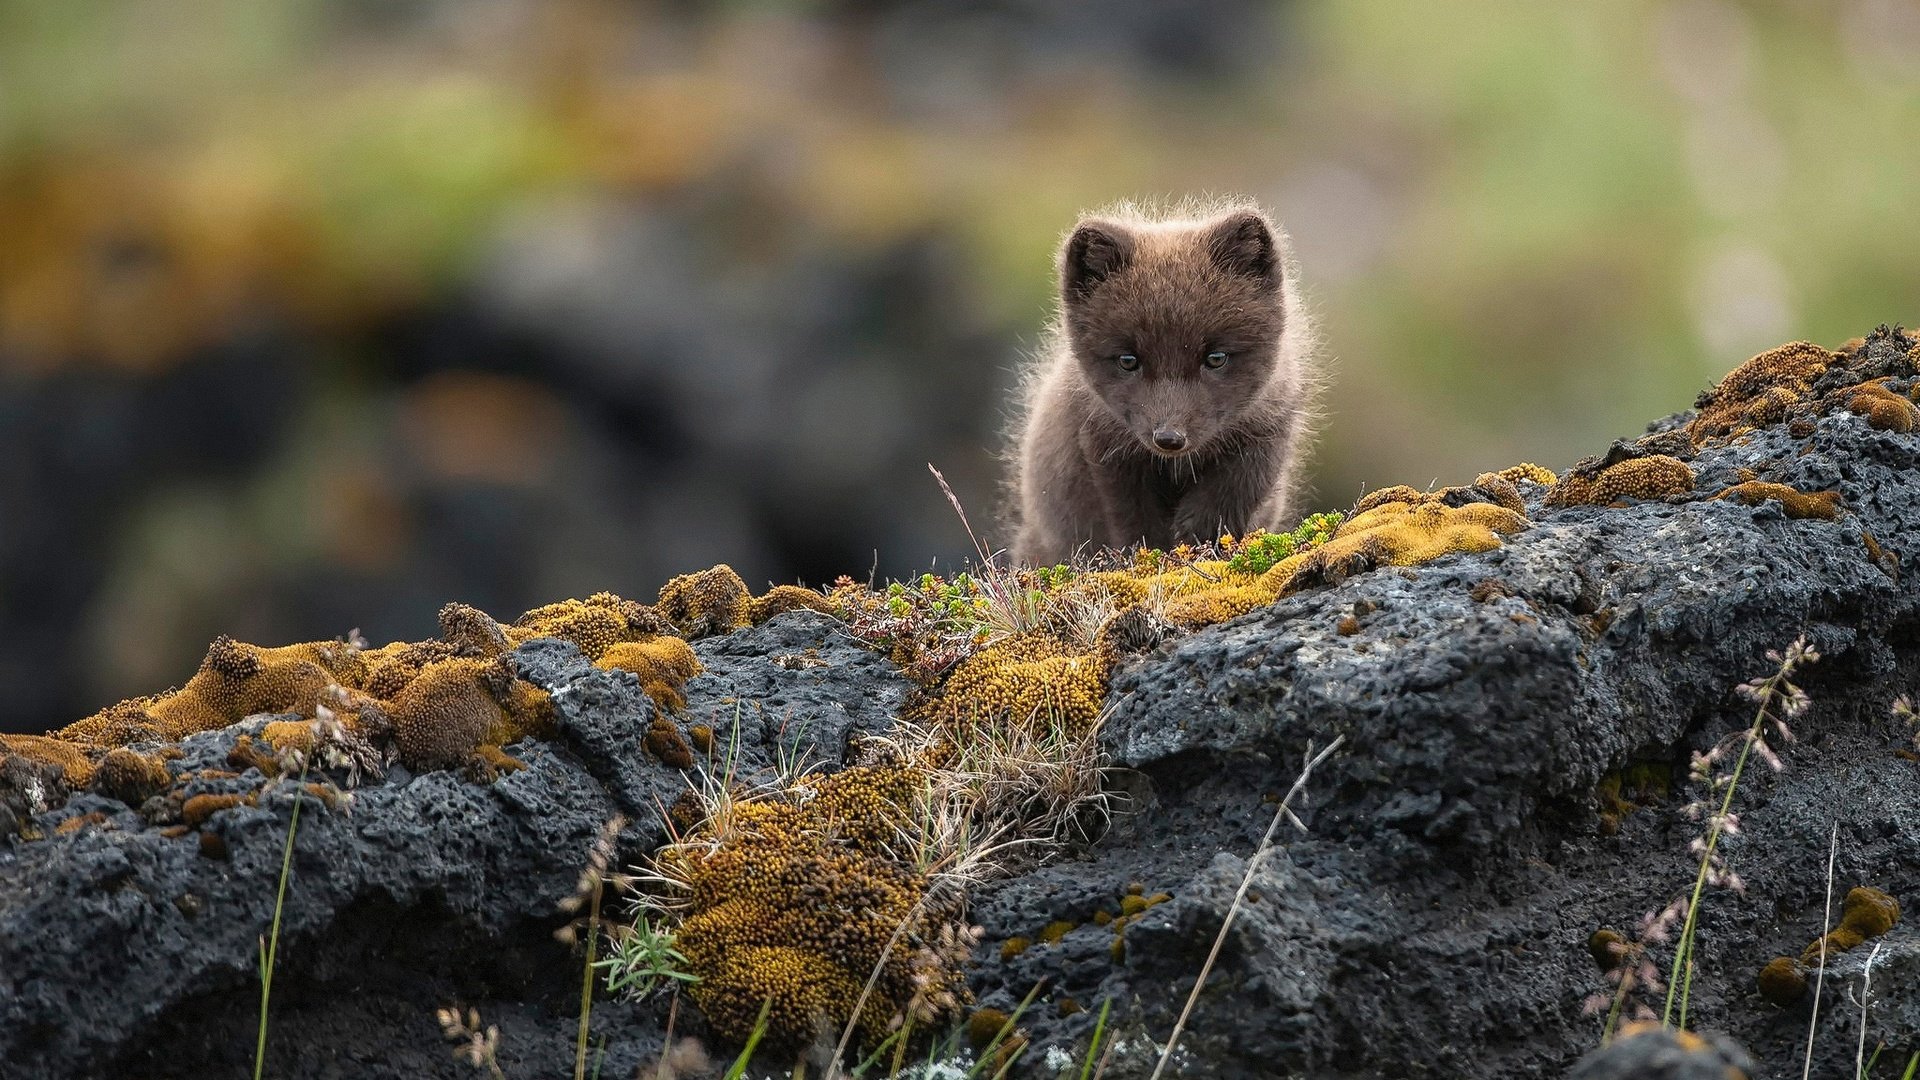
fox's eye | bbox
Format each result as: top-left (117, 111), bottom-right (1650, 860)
top-left (1204, 351), bottom-right (1229, 369)
top-left (1116, 353), bottom-right (1141, 372)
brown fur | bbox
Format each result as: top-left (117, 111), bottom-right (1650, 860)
top-left (1006, 198), bottom-right (1317, 564)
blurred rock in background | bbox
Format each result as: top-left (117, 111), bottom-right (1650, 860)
top-left (3, 0), bottom-right (1918, 732)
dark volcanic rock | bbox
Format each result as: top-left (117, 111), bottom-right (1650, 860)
top-left (0, 611), bottom-right (908, 1080)
top-left (3, 340), bottom-right (1919, 1079)
top-left (968, 347), bottom-right (1920, 1078)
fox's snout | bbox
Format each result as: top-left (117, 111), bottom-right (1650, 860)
top-left (1150, 427), bottom-right (1188, 453)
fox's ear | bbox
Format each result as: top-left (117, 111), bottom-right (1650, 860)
top-left (1206, 210), bottom-right (1279, 285)
top-left (1062, 221), bottom-right (1133, 300)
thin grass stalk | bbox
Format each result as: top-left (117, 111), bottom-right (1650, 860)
top-left (1663, 671), bottom-right (1788, 1029)
top-left (253, 754), bottom-right (312, 1080)
top-left (1804, 820), bottom-right (1840, 1080)
top-left (575, 879), bottom-right (603, 1080)
top-left (1079, 999), bottom-right (1113, 1080)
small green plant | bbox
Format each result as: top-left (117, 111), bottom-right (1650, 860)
top-left (556, 816), bottom-right (632, 1080)
top-left (1225, 513), bottom-right (1344, 574)
top-left (720, 1000), bottom-right (773, 1080)
top-left (595, 907), bottom-right (699, 1001)
top-left (253, 738), bottom-right (315, 1080)
top-left (1661, 637), bottom-right (1816, 1031)
top-left (1079, 998), bottom-right (1113, 1080)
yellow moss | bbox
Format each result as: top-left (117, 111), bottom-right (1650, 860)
top-left (1713, 482), bottom-right (1843, 521)
top-left (260, 720), bottom-right (315, 756)
top-left (1839, 886), bottom-right (1900, 938)
top-left (1690, 340), bottom-right (1833, 442)
top-left (55, 812), bottom-right (109, 835)
top-left (1549, 455), bottom-right (1695, 507)
top-left (598, 636), bottom-right (702, 711)
top-left (360, 640), bottom-right (459, 700)
top-left (929, 631), bottom-right (1110, 735)
top-left (968, 1008), bottom-right (1014, 1051)
top-left (1037, 920), bottom-right (1076, 945)
top-left (1056, 997), bottom-right (1085, 1018)
top-left (507, 592), bottom-right (670, 660)
top-left (53, 698), bottom-right (165, 747)
top-left (125, 637), bottom-right (367, 741)
top-left (749, 583), bottom-right (840, 624)
top-left (1495, 462), bottom-right (1558, 486)
top-left (1798, 886), bottom-right (1900, 964)
top-left (643, 716), bottom-right (695, 770)
top-left (91, 748), bottom-right (173, 807)
top-left (999, 936), bottom-right (1032, 961)
top-left (0, 734), bottom-right (98, 787)
top-left (688, 724), bottom-right (714, 755)
top-left (664, 763), bottom-right (970, 1053)
top-left (378, 657), bottom-right (551, 772)
top-left (1846, 381), bottom-right (1920, 432)
top-left (657, 565), bottom-right (752, 639)
top-left (1757, 956), bottom-right (1808, 1006)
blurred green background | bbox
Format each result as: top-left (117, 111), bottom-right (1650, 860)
top-left (3, 0), bottom-right (1917, 732)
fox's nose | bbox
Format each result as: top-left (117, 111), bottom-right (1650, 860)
top-left (1152, 428), bottom-right (1187, 452)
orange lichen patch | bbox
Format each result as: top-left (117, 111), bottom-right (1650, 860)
top-left (0, 734), bottom-right (98, 787)
top-left (91, 748), bottom-right (173, 807)
top-left (375, 657), bottom-right (552, 772)
top-left (54, 811), bottom-right (111, 835)
top-left (1690, 341), bottom-right (1834, 443)
top-left (1713, 482), bottom-right (1843, 521)
top-left (1549, 455), bottom-right (1695, 508)
top-left (598, 636), bottom-right (703, 711)
top-left (643, 716), bottom-right (695, 770)
top-left (226, 735), bottom-right (281, 777)
top-left (657, 565), bottom-right (752, 639)
top-left (181, 793), bottom-right (245, 829)
top-left (687, 724), bottom-right (715, 755)
top-left (468, 744), bottom-right (528, 781)
top-left (507, 592), bottom-right (671, 660)
top-left (1845, 381), bottom-right (1920, 432)
top-left (662, 763), bottom-right (971, 1053)
top-left (748, 584), bottom-right (839, 624)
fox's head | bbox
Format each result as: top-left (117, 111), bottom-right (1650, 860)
top-left (1058, 206), bottom-right (1291, 458)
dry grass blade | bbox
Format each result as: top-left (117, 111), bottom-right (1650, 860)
top-left (1148, 733), bottom-right (1345, 1080)
top-left (1804, 819), bottom-right (1839, 1080)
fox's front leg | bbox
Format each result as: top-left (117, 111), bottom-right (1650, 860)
top-left (1174, 453), bottom-right (1282, 541)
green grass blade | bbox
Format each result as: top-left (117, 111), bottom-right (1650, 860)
top-left (1079, 999), bottom-right (1112, 1080)
top-left (253, 757), bottom-right (312, 1080)
top-left (724, 999), bottom-right (775, 1080)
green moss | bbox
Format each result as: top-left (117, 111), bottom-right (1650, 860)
top-left (1225, 512), bottom-right (1345, 574)
top-left (1037, 920), bottom-right (1077, 945)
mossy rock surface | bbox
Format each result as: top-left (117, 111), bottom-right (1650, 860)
top-left (2, 330), bottom-right (1920, 1079)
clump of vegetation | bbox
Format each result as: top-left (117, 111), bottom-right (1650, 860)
top-left (1712, 482), bottom-right (1843, 521)
top-left (1549, 454), bottom-right (1696, 507)
top-left (1224, 513), bottom-right (1345, 574)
